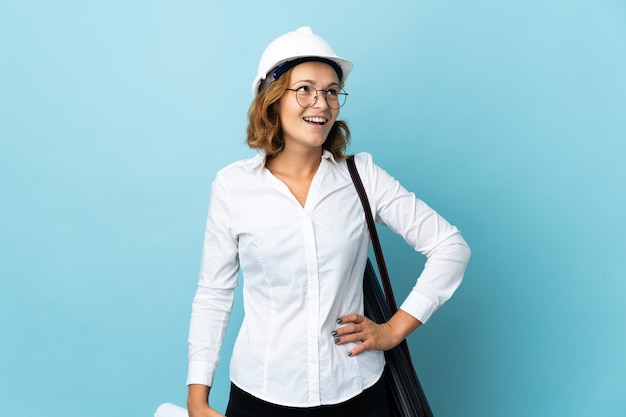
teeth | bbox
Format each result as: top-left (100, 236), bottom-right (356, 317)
top-left (304, 117), bottom-right (326, 123)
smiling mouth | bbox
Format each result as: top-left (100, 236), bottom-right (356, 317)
top-left (303, 116), bottom-right (327, 125)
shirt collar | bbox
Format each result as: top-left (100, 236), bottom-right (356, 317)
top-left (246, 151), bottom-right (267, 173)
top-left (246, 149), bottom-right (339, 173)
top-left (322, 149), bottom-right (338, 164)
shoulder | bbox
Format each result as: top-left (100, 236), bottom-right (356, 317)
top-left (352, 152), bottom-right (374, 167)
top-left (349, 152), bottom-right (386, 179)
top-left (214, 152), bottom-right (265, 182)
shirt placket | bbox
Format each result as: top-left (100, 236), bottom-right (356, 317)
top-left (301, 209), bottom-right (320, 404)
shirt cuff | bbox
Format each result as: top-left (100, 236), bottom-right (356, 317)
top-left (186, 360), bottom-right (217, 387)
top-left (399, 289), bottom-right (439, 324)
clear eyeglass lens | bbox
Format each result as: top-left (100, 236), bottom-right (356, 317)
top-left (296, 87), bottom-right (346, 109)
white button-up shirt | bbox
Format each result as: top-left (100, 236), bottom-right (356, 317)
top-left (187, 151), bottom-right (470, 407)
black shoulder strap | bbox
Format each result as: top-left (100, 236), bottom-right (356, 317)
top-left (346, 155), bottom-right (398, 315)
top-left (346, 155), bottom-right (425, 393)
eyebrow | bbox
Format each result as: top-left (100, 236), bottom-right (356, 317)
top-left (292, 79), bottom-right (341, 88)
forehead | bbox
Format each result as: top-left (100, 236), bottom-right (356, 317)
top-left (289, 61), bottom-right (340, 85)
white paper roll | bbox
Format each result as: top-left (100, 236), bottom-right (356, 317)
top-left (154, 403), bottom-right (188, 417)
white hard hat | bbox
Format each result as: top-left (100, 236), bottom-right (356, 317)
top-left (252, 26), bottom-right (353, 97)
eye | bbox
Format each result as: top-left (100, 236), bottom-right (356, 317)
top-left (296, 85), bottom-right (315, 94)
top-left (326, 88), bottom-right (339, 97)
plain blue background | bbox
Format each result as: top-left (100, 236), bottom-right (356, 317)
top-left (1, 1), bottom-right (625, 416)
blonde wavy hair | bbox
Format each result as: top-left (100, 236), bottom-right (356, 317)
top-left (246, 67), bottom-right (350, 158)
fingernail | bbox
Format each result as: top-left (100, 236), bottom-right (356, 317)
top-left (331, 330), bottom-right (338, 336)
top-left (347, 352), bottom-right (353, 357)
top-left (334, 338), bottom-right (340, 344)
top-left (336, 318), bottom-right (343, 324)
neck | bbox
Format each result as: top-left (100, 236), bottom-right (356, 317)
top-left (266, 146), bottom-right (323, 179)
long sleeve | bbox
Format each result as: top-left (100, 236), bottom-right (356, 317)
top-left (187, 175), bottom-right (240, 387)
top-left (355, 152), bottom-right (471, 323)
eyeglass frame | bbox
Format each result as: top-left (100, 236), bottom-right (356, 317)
top-left (284, 86), bottom-right (349, 109)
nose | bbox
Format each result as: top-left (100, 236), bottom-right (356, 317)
top-left (312, 90), bottom-right (331, 109)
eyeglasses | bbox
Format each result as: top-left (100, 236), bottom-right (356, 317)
top-left (284, 85), bottom-right (348, 109)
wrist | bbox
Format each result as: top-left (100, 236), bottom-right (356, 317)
top-left (383, 322), bottom-right (405, 348)
top-left (187, 384), bottom-right (210, 408)
top-left (387, 310), bottom-right (422, 346)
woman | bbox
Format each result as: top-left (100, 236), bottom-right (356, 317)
top-left (187, 27), bottom-right (470, 417)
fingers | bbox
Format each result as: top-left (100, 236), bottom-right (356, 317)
top-left (337, 313), bottom-right (366, 325)
top-left (333, 314), bottom-right (367, 342)
top-left (346, 342), bottom-right (369, 357)
top-left (333, 314), bottom-right (389, 357)
top-left (332, 311), bottom-right (417, 357)
top-left (333, 326), bottom-right (364, 344)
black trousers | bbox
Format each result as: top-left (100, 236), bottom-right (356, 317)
top-left (225, 373), bottom-right (390, 417)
